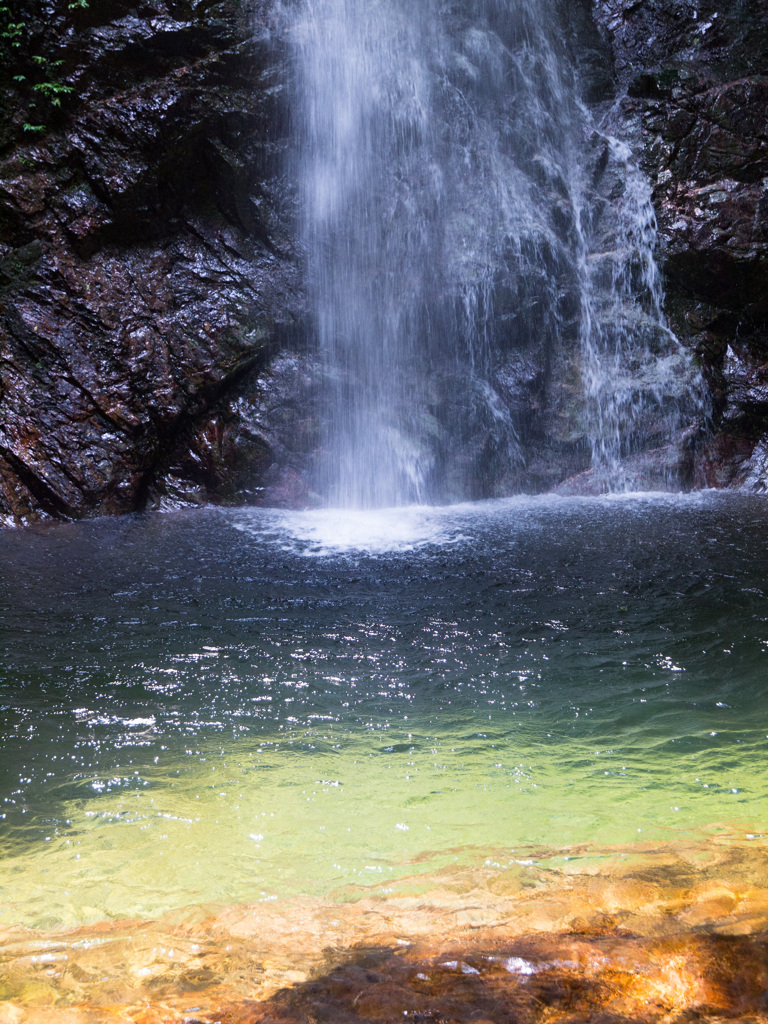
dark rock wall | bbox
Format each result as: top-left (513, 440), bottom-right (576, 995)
top-left (0, 0), bottom-right (304, 525)
top-left (591, 0), bottom-right (768, 489)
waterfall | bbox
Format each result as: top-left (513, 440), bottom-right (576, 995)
top-left (576, 136), bottom-right (700, 489)
top-left (289, 0), bottom-right (700, 507)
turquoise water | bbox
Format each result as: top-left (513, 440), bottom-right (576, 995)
top-left (1, 492), bottom-right (767, 930)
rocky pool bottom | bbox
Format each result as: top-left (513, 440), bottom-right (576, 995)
top-left (2, 847), bottom-right (768, 1024)
top-left (2, 493), bottom-right (768, 1021)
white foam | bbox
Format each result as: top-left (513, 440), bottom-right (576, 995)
top-left (231, 505), bottom-right (468, 556)
top-left (227, 491), bottom-right (725, 557)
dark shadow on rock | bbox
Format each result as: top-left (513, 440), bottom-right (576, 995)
top-left (245, 931), bottom-right (768, 1024)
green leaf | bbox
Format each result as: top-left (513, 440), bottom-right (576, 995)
top-left (33, 82), bottom-right (74, 98)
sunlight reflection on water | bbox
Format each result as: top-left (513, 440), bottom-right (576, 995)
top-left (4, 491), bottom-right (768, 946)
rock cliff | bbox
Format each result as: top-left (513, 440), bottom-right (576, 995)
top-left (0, 0), bottom-right (305, 525)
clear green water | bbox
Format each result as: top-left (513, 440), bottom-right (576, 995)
top-left (2, 493), bottom-right (768, 931)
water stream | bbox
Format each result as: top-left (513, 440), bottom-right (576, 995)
top-left (292, 0), bottom-right (699, 506)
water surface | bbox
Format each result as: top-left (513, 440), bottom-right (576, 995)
top-left (2, 493), bottom-right (768, 1014)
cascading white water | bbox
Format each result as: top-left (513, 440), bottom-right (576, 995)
top-left (576, 135), bottom-right (701, 489)
top-left (293, 0), bottom-right (441, 507)
top-left (289, 0), bottom-right (701, 507)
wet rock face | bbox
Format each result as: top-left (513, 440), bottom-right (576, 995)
top-left (0, 0), bottom-right (305, 525)
top-left (592, 0), bottom-right (768, 487)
